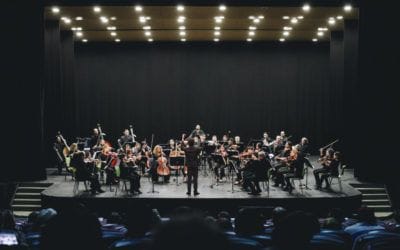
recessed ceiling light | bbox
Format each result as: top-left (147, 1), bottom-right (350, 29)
top-left (344, 4), bottom-right (352, 12)
top-left (148, 38), bottom-right (154, 42)
top-left (76, 27), bottom-right (82, 31)
top-left (179, 26), bottom-right (186, 30)
top-left (219, 5), bottom-right (227, 11)
top-left (100, 16), bottom-right (109, 24)
top-left (110, 32), bottom-right (117, 36)
top-left (93, 6), bottom-right (101, 13)
top-left (214, 26), bottom-right (221, 30)
top-left (177, 5), bottom-right (185, 12)
top-left (283, 31), bottom-right (290, 36)
top-left (214, 31), bottom-right (221, 36)
top-left (107, 26), bottom-right (116, 30)
top-left (248, 31), bottom-right (255, 36)
top-left (248, 16), bottom-right (255, 19)
top-left (181, 38), bottom-right (186, 42)
top-left (302, 4), bottom-right (311, 12)
top-left (76, 31), bottom-right (83, 37)
top-left (283, 26), bottom-right (292, 31)
top-left (143, 26), bottom-right (151, 30)
top-left (145, 31), bottom-right (152, 36)
top-left (282, 16), bottom-right (290, 20)
top-left (135, 5), bottom-right (143, 12)
top-left (52, 7), bottom-right (60, 14)
top-left (318, 27), bottom-right (328, 31)
top-left (139, 16), bottom-right (148, 23)
top-left (249, 26), bottom-right (257, 30)
top-left (279, 38), bottom-right (285, 42)
top-left (336, 16), bottom-right (343, 20)
top-left (177, 16), bottom-right (186, 23)
top-left (71, 27), bottom-right (77, 31)
top-left (253, 18), bottom-right (260, 23)
top-left (258, 15), bottom-right (264, 19)
top-left (179, 31), bottom-right (186, 36)
top-left (328, 18), bottom-right (336, 25)
top-left (298, 16), bottom-right (304, 19)
top-left (317, 31), bottom-right (324, 36)
top-left (115, 38), bottom-right (121, 42)
top-left (82, 39), bottom-right (88, 43)
top-left (291, 18), bottom-right (298, 24)
top-left (312, 38), bottom-right (318, 42)
top-left (110, 16), bottom-right (117, 21)
top-left (214, 38), bottom-right (220, 42)
top-left (62, 18), bottom-right (71, 24)
top-left (75, 16), bottom-right (83, 21)
top-left (246, 38), bottom-right (252, 42)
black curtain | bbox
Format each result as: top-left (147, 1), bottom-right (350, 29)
top-left (66, 42), bottom-right (341, 152)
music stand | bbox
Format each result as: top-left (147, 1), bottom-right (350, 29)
top-left (303, 157), bottom-right (314, 190)
top-left (211, 154), bottom-right (226, 188)
top-left (169, 156), bottom-right (185, 186)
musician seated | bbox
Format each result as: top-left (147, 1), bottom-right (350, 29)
top-left (214, 145), bottom-right (227, 181)
top-left (120, 129), bottom-right (133, 146)
top-left (255, 151), bottom-right (272, 183)
top-left (70, 149), bottom-right (104, 194)
top-left (149, 145), bottom-right (170, 183)
top-left (283, 146), bottom-right (305, 193)
top-left (313, 148), bottom-right (335, 189)
top-left (272, 141), bottom-right (293, 187)
top-left (120, 150), bottom-right (141, 194)
top-left (320, 151), bottom-right (341, 189)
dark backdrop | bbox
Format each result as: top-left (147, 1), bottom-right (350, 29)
top-left (65, 42), bottom-right (341, 151)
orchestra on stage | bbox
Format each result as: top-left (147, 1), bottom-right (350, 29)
top-left (53, 124), bottom-right (341, 196)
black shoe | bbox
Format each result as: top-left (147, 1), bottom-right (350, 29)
top-left (288, 186), bottom-right (293, 194)
top-left (315, 185), bottom-right (321, 190)
top-left (248, 192), bottom-right (260, 195)
top-left (194, 192), bottom-right (200, 196)
top-left (97, 189), bottom-right (105, 193)
top-left (186, 192), bottom-right (191, 196)
top-left (91, 190), bottom-right (97, 195)
top-left (283, 186), bottom-right (289, 191)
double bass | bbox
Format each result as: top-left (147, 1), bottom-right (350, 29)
top-left (58, 131), bottom-right (70, 157)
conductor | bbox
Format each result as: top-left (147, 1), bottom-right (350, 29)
top-left (182, 136), bottom-right (202, 196)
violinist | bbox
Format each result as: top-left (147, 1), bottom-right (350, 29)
top-left (280, 130), bottom-right (288, 143)
top-left (262, 132), bottom-right (271, 146)
top-left (210, 135), bottom-right (219, 146)
top-left (272, 141), bottom-right (293, 187)
top-left (120, 129), bottom-right (133, 147)
top-left (70, 143), bottom-right (104, 195)
top-left (319, 151), bottom-right (341, 189)
top-left (241, 152), bottom-right (260, 195)
top-left (283, 145), bottom-right (304, 193)
top-left (149, 145), bottom-right (170, 183)
top-left (271, 135), bottom-right (284, 155)
top-left (214, 145), bottom-right (228, 181)
top-left (298, 137), bottom-right (310, 156)
top-left (120, 148), bottom-right (142, 194)
top-left (221, 134), bottom-right (229, 146)
top-left (313, 148), bottom-right (335, 189)
top-left (181, 138), bottom-right (202, 196)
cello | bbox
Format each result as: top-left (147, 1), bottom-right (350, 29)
top-left (156, 145), bottom-right (170, 176)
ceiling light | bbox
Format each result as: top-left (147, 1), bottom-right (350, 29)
top-left (107, 26), bottom-right (116, 30)
top-left (148, 38), bottom-right (154, 42)
top-left (179, 26), bottom-right (186, 30)
top-left (177, 16), bottom-right (186, 23)
top-left (249, 26), bottom-right (257, 30)
top-left (246, 38), bottom-right (252, 42)
top-left (318, 27), bottom-right (328, 31)
top-left (145, 31), bottom-right (152, 36)
top-left (100, 16), bottom-right (109, 23)
top-left (291, 18), bottom-right (298, 24)
top-left (336, 16), bottom-right (343, 20)
top-left (62, 18), bottom-right (71, 24)
top-left (110, 17), bottom-right (117, 21)
top-left (135, 5), bottom-right (143, 12)
top-left (249, 16), bottom-right (255, 19)
top-left (282, 16), bottom-right (290, 20)
top-left (75, 16), bottom-right (83, 21)
top-left (214, 38), bottom-right (220, 42)
top-left (283, 26), bottom-right (292, 30)
top-left (71, 27), bottom-right (77, 31)
top-left (312, 38), bottom-right (318, 42)
top-left (110, 32), bottom-right (117, 36)
top-left (177, 5), bottom-right (185, 12)
top-left (298, 16), bottom-right (304, 19)
top-left (52, 7), bottom-right (60, 14)
top-left (115, 38), bottom-right (121, 42)
top-left (248, 31), bottom-right (255, 36)
top-left (181, 38), bottom-right (186, 42)
top-left (258, 15), bottom-right (264, 19)
top-left (82, 39), bottom-right (88, 43)
top-left (143, 26), bottom-right (151, 30)
top-left (76, 31), bottom-right (83, 37)
top-left (317, 31), bottom-right (324, 36)
top-left (302, 4), bottom-right (311, 12)
top-left (179, 31), bottom-right (186, 36)
top-left (139, 16), bottom-right (147, 23)
top-left (283, 31), bottom-right (290, 36)
top-left (93, 6), bottom-right (101, 13)
top-left (214, 31), bottom-right (221, 36)
top-left (214, 26), bottom-right (221, 30)
top-left (328, 18), bottom-right (336, 25)
top-left (279, 38), bottom-right (285, 42)
top-left (253, 18), bottom-right (260, 23)
top-left (344, 4), bottom-right (352, 12)
top-left (219, 5), bottom-right (227, 11)
top-left (76, 27), bottom-right (82, 31)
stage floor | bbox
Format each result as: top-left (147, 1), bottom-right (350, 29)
top-left (41, 157), bottom-right (362, 216)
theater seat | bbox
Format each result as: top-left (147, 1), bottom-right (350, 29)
top-left (319, 229), bottom-right (352, 249)
top-left (353, 231), bottom-right (400, 250)
top-left (311, 234), bottom-right (347, 250)
top-left (249, 234), bottom-right (273, 247)
top-left (109, 237), bottom-right (151, 250)
top-left (24, 232), bottom-right (41, 250)
top-left (227, 235), bottom-right (265, 250)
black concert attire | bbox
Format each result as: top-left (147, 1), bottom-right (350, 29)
top-left (120, 135), bottom-right (133, 147)
top-left (241, 159), bottom-right (261, 194)
top-left (298, 143), bottom-right (310, 156)
top-left (149, 155), bottom-right (170, 183)
top-left (313, 155), bottom-right (334, 188)
top-left (272, 149), bottom-right (291, 186)
top-left (53, 141), bottom-right (65, 174)
top-left (70, 152), bottom-right (102, 194)
top-left (189, 129), bottom-right (205, 138)
top-left (320, 158), bottom-right (340, 187)
top-left (120, 155), bottom-right (141, 194)
top-left (90, 134), bottom-right (100, 149)
top-left (214, 153), bottom-right (227, 181)
top-left (272, 142), bottom-right (284, 155)
top-left (284, 154), bottom-right (305, 192)
top-left (256, 157), bottom-right (272, 184)
top-left (182, 145), bottom-right (202, 194)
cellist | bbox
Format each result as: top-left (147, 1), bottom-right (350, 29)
top-left (149, 145), bottom-right (170, 183)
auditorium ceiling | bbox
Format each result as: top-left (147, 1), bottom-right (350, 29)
top-left (44, 5), bottom-right (358, 43)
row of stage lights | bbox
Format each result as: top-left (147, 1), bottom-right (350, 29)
top-left (51, 3), bottom-right (353, 43)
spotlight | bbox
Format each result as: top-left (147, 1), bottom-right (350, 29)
top-left (248, 31), bottom-right (255, 36)
top-left (145, 31), bottom-right (151, 36)
top-left (248, 16), bottom-right (255, 19)
top-left (344, 4), bottom-right (352, 12)
top-left (100, 16), bottom-right (109, 24)
top-left (317, 31), bottom-right (324, 36)
top-left (328, 18), bottom-right (336, 25)
top-left (214, 38), bottom-right (220, 42)
top-left (115, 38), bottom-right (121, 42)
top-left (219, 5), bottom-right (227, 11)
top-left (110, 32), bottom-right (117, 36)
top-left (291, 18), bottom-right (298, 24)
top-left (82, 39), bottom-right (88, 43)
top-left (177, 16), bottom-right (186, 23)
top-left (76, 31), bottom-right (83, 37)
top-left (135, 5), bottom-right (143, 12)
top-left (302, 4), bottom-right (311, 12)
top-left (283, 26), bottom-right (292, 30)
top-left (93, 6), bottom-right (101, 13)
top-left (139, 16), bottom-right (147, 23)
top-left (107, 26), bottom-right (116, 30)
top-left (214, 26), bottom-right (221, 30)
top-left (282, 16), bottom-right (290, 20)
top-left (143, 26), bottom-right (151, 30)
top-left (283, 31), bottom-right (290, 36)
top-left (148, 38), bottom-right (154, 42)
top-left (181, 38), bottom-right (186, 42)
top-left (214, 31), bottom-right (221, 36)
top-left (62, 18), bottom-right (71, 24)
top-left (179, 31), bottom-right (186, 36)
top-left (75, 16), bottom-right (83, 21)
top-left (52, 7), bottom-right (60, 14)
top-left (336, 16), bottom-right (343, 20)
top-left (179, 26), bottom-right (186, 30)
top-left (312, 38), bottom-right (318, 42)
top-left (246, 38), bottom-right (252, 42)
top-left (249, 26), bottom-right (257, 30)
top-left (258, 15), bottom-right (264, 19)
top-left (177, 5), bottom-right (185, 12)
top-left (253, 18), bottom-right (260, 23)
top-left (298, 16), bottom-right (304, 19)
top-left (110, 17), bottom-right (117, 21)
top-left (279, 38), bottom-right (285, 42)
